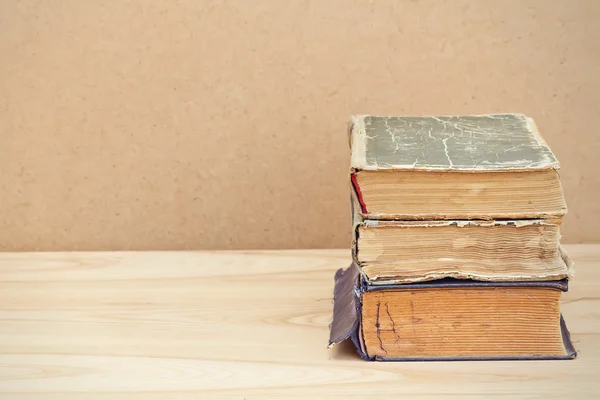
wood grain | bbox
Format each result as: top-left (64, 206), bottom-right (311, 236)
top-left (0, 245), bottom-right (599, 398)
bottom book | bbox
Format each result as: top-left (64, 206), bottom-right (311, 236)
top-left (328, 263), bottom-right (577, 361)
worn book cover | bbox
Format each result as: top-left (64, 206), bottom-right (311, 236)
top-left (329, 263), bottom-right (577, 361)
top-left (349, 114), bottom-right (567, 220)
top-left (349, 190), bottom-right (573, 284)
top-left (349, 114), bottom-right (557, 172)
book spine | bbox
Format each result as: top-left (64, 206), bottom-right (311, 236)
top-left (349, 115), bottom-right (367, 170)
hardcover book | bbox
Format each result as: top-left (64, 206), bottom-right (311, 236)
top-left (349, 114), bottom-right (567, 220)
top-left (351, 193), bottom-right (572, 284)
top-left (329, 263), bottom-right (577, 361)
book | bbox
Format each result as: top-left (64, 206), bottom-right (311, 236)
top-left (349, 114), bottom-right (567, 220)
top-left (329, 263), bottom-right (577, 361)
top-left (352, 216), bottom-right (572, 284)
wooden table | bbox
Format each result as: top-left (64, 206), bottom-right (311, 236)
top-left (0, 245), bottom-right (598, 399)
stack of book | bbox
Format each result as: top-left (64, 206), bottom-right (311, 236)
top-left (329, 114), bottom-right (576, 361)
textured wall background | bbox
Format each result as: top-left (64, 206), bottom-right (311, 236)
top-left (1, 0), bottom-right (599, 250)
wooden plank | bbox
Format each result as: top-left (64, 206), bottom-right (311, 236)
top-left (0, 245), bottom-right (598, 398)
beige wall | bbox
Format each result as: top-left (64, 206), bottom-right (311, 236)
top-left (1, 0), bottom-right (599, 251)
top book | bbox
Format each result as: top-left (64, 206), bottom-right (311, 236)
top-left (350, 114), bottom-right (558, 171)
top-left (349, 114), bottom-right (567, 220)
